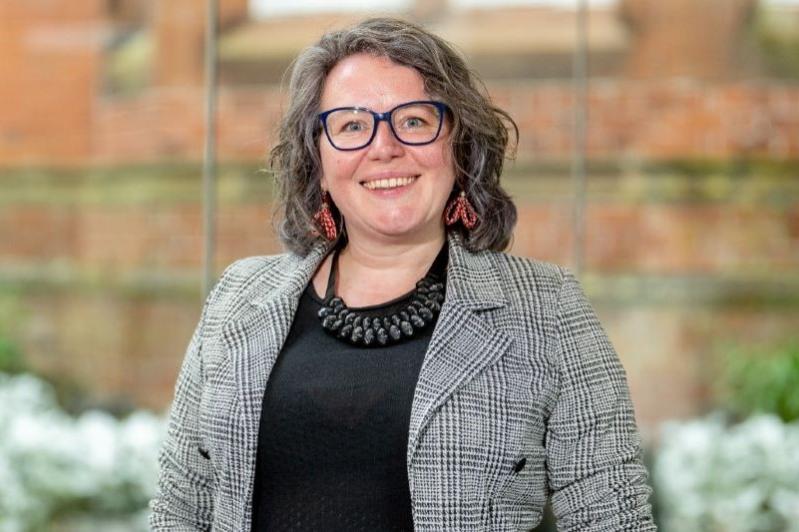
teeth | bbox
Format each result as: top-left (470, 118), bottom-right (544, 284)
top-left (362, 176), bottom-right (417, 190)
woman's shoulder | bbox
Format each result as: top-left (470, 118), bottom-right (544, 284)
top-left (495, 251), bottom-right (568, 280)
top-left (486, 250), bottom-right (572, 300)
top-left (217, 253), bottom-right (293, 283)
top-left (212, 253), bottom-right (292, 291)
top-left (487, 251), bottom-right (602, 339)
top-left (201, 252), bottom-right (303, 319)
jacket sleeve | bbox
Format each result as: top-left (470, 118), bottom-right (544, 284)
top-left (149, 290), bottom-right (217, 531)
top-left (545, 267), bottom-right (656, 531)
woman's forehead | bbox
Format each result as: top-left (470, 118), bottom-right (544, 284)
top-left (320, 53), bottom-right (429, 110)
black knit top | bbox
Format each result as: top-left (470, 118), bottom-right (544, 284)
top-left (251, 250), bottom-right (446, 531)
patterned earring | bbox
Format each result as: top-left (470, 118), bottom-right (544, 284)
top-left (313, 190), bottom-right (338, 241)
top-left (444, 190), bottom-right (479, 230)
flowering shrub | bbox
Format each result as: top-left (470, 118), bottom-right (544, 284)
top-left (654, 414), bottom-right (799, 532)
top-left (0, 373), bottom-right (164, 532)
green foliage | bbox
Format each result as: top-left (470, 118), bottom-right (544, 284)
top-left (751, 4), bottom-right (799, 79)
top-left (0, 296), bottom-right (26, 374)
top-left (719, 340), bottom-right (799, 423)
top-left (0, 336), bottom-right (26, 374)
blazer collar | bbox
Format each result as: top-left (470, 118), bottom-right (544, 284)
top-left (444, 233), bottom-right (506, 311)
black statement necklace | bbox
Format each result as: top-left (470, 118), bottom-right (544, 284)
top-left (317, 246), bottom-right (447, 347)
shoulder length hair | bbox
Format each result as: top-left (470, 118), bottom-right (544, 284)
top-left (270, 17), bottom-right (518, 256)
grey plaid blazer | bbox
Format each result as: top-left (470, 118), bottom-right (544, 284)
top-left (150, 235), bottom-right (655, 531)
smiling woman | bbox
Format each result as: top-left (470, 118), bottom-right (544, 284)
top-left (315, 54), bottom-right (457, 279)
top-left (150, 17), bottom-right (655, 532)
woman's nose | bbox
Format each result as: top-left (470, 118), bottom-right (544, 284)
top-left (367, 120), bottom-right (405, 160)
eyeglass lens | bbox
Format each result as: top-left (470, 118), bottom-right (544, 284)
top-left (325, 102), bottom-right (443, 150)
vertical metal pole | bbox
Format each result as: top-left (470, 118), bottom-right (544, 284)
top-left (571, 0), bottom-right (589, 277)
top-left (202, 0), bottom-right (219, 297)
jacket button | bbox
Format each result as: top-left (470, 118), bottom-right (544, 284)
top-left (513, 457), bottom-right (527, 473)
top-left (198, 447), bottom-right (211, 459)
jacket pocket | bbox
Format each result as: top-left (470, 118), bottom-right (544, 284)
top-left (490, 447), bottom-right (546, 531)
top-left (197, 353), bottom-right (233, 488)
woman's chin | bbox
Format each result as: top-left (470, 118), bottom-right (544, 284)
top-left (363, 220), bottom-right (444, 243)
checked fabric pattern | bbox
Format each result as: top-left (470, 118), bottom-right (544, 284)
top-left (150, 234), bottom-right (655, 531)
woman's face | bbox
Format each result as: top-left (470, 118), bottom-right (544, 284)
top-left (318, 53), bottom-right (456, 245)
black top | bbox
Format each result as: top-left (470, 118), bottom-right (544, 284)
top-left (251, 249), bottom-right (446, 531)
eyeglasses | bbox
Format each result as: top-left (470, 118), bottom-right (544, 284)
top-left (318, 100), bottom-right (449, 151)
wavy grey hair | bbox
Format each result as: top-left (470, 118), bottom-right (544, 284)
top-left (270, 17), bottom-right (518, 256)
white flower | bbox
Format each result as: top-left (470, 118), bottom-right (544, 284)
top-left (0, 372), bottom-right (165, 530)
top-left (655, 413), bottom-right (799, 532)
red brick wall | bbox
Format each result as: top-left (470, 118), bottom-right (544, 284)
top-left (92, 87), bottom-right (285, 163)
top-left (620, 0), bottom-right (757, 80)
top-left (4, 198), bottom-right (797, 276)
top-left (87, 81), bottom-right (799, 165)
top-left (2, 1), bottom-right (798, 166)
top-left (499, 80), bottom-right (799, 160)
top-left (151, 0), bottom-right (254, 87)
top-left (0, 0), bottom-right (107, 165)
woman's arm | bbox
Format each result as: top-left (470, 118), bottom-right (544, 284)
top-left (149, 295), bottom-right (216, 531)
top-left (546, 268), bottom-right (656, 531)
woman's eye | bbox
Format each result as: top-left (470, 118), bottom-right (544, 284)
top-left (340, 121), bottom-right (367, 133)
top-left (403, 117), bottom-right (425, 128)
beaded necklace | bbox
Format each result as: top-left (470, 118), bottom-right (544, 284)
top-left (317, 245), bottom-right (447, 347)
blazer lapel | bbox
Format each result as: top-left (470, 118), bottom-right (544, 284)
top-left (407, 236), bottom-right (512, 468)
top-left (221, 244), bottom-right (328, 523)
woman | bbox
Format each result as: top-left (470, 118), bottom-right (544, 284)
top-left (150, 17), bottom-right (655, 531)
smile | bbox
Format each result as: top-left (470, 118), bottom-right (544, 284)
top-left (360, 176), bottom-right (419, 191)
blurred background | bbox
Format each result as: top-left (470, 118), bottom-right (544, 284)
top-left (1, 0), bottom-right (798, 530)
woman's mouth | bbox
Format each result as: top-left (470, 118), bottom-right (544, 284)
top-left (360, 176), bottom-right (419, 191)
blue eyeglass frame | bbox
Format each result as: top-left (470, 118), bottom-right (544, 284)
top-left (318, 100), bottom-right (450, 151)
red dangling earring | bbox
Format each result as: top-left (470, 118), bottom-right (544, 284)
top-left (313, 190), bottom-right (338, 241)
top-left (444, 190), bottom-right (479, 230)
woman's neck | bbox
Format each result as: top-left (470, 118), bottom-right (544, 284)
top-left (314, 231), bottom-right (447, 308)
